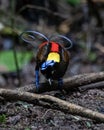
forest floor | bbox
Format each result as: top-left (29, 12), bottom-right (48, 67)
top-left (0, 88), bottom-right (104, 130)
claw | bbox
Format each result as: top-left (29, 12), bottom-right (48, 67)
top-left (54, 92), bottom-right (66, 100)
top-left (48, 78), bottom-right (52, 85)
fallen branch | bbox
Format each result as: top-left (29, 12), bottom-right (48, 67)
top-left (16, 72), bottom-right (104, 93)
top-left (0, 88), bottom-right (104, 122)
top-left (79, 81), bottom-right (104, 92)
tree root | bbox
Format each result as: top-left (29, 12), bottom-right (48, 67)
top-left (16, 72), bottom-right (104, 93)
top-left (0, 88), bottom-right (104, 122)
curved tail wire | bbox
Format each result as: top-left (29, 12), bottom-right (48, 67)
top-left (20, 31), bottom-right (73, 49)
top-left (20, 31), bottom-right (49, 46)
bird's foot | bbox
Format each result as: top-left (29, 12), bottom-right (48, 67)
top-left (31, 81), bottom-right (40, 93)
top-left (54, 89), bottom-right (66, 100)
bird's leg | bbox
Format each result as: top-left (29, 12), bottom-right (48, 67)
top-left (56, 78), bottom-right (66, 100)
top-left (58, 78), bottom-right (63, 90)
top-left (35, 65), bottom-right (40, 92)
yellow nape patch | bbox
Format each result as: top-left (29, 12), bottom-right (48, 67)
top-left (47, 52), bottom-right (60, 62)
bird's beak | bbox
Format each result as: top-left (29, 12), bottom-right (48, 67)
top-left (48, 78), bottom-right (52, 85)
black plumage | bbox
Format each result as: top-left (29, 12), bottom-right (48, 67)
top-left (35, 41), bottom-right (70, 80)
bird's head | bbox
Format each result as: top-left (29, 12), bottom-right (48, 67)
top-left (40, 60), bottom-right (56, 80)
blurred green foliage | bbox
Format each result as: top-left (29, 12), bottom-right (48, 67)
top-left (87, 52), bottom-right (97, 62)
top-left (24, 128), bottom-right (31, 130)
top-left (1, 27), bottom-right (13, 35)
top-left (0, 114), bottom-right (6, 124)
top-left (67, 0), bottom-right (80, 6)
top-left (0, 50), bottom-right (32, 72)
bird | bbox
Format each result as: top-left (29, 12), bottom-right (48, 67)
top-left (20, 31), bottom-right (72, 92)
